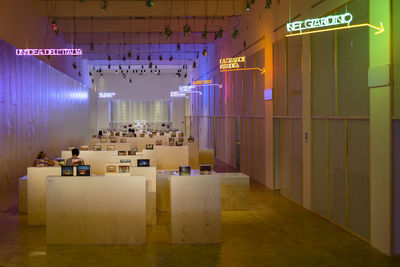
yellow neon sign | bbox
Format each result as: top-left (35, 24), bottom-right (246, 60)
top-left (220, 67), bottom-right (265, 74)
top-left (193, 80), bottom-right (212, 85)
top-left (286, 22), bottom-right (384, 37)
top-left (219, 56), bottom-right (246, 70)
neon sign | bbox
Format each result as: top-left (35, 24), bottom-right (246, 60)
top-left (286, 12), bottom-right (353, 33)
top-left (170, 91), bottom-right (187, 98)
top-left (220, 67), bottom-right (265, 74)
top-left (99, 92), bottom-right (116, 98)
top-left (193, 80), bottom-right (212, 85)
top-left (15, 48), bottom-right (83, 56)
top-left (179, 85), bottom-right (196, 93)
top-left (219, 56), bottom-right (245, 70)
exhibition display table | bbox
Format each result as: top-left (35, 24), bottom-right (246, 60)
top-left (46, 176), bottom-right (146, 245)
top-left (170, 173), bottom-right (221, 244)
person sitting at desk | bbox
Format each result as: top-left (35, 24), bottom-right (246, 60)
top-left (66, 148), bottom-right (85, 166)
top-left (33, 151), bottom-right (55, 167)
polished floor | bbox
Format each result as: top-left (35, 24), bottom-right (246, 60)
top-left (1, 164), bottom-right (399, 266)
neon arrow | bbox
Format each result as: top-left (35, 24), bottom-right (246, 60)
top-left (286, 22), bottom-right (384, 37)
top-left (220, 67), bottom-right (265, 74)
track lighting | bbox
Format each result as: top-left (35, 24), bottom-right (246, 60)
top-left (177, 44), bottom-right (181, 51)
top-left (246, 0), bottom-right (251, 11)
top-left (128, 52), bottom-right (132, 58)
top-left (149, 62), bottom-right (153, 68)
top-left (232, 28), bottom-right (239, 39)
top-left (265, 0), bottom-right (272, 9)
top-left (184, 73), bottom-right (187, 78)
top-left (183, 24), bottom-right (191, 37)
top-left (192, 61), bottom-right (196, 68)
top-left (202, 49), bottom-right (207, 56)
top-left (164, 26), bottom-right (173, 39)
top-left (89, 72), bottom-right (92, 76)
top-left (51, 19), bottom-right (59, 36)
top-left (90, 42), bottom-right (94, 51)
top-left (202, 29), bottom-right (208, 39)
top-left (123, 55), bottom-right (126, 61)
top-left (141, 65), bottom-right (144, 69)
top-left (215, 27), bottom-right (224, 40)
top-left (148, 55), bottom-right (151, 61)
top-left (169, 55), bottom-right (173, 61)
top-left (72, 63), bottom-right (77, 69)
top-left (146, 0), bottom-right (154, 7)
top-left (78, 72), bottom-right (81, 77)
top-left (155, 65), bottom-right (158, 69)
top-left (159, 55), bottom-right (163, 60)
top-left (108, 55), bottom-right (111, 61)
top-left (108, 64), bottom-right (111, 69)
top-left (119, 65), bottom-right (122, 70)
top-left (128, 65), bottom-right (131, 69)
top-left (137, 55), bottom-right (140, 60)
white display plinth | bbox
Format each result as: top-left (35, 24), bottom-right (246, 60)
top-left (27, 167), bottom-right (62, 225)
top-left (170, 174), bottom-right (221, 244)
top-left (61, 150), bottom-right (117, 175)
top-left (46, 176), bottom-right (146, 245)
top-left (218, 173), bottom-right (250, 211)
top-left (154, 146), bottom-right (189, 170)
top-left (131, 167), bottom-right (157, 225)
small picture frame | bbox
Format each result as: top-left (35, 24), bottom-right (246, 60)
top-left (156, 140), bottom-right (163, 146)
top-left (100, 138), bottom-right (107, 143)
top-left (179, 166), bottom-right (191, 176)
top-left (149, 134), bottom-right (153, 138)
top-left (115, 132), bottom-right (120, 137)
top-left (128, 124), bottom-right (132, 127)
top-left (77, 165), bottom-right (91, 176)
top-left (107, 145), bottom-right (115, 151)
top-left (128, 150), bottom-right (136, 155)
top-left (188, 137), bottom-right (194, 143)
top-left (61, 166), bottom-right (73, 176)
top-left (178, 137), bottom-right (184, 142)
top-left (132, 147), bottom-right (138, 153)
top-left (171, 133), bottom-right (176, 137)
top-left (110, 138), bottom-right (117, 143)
top-left (146, 144), bottom-right (154, 150)
top-left (169, 137), bottom-right (175, 142)
top-left (169, 140), bottom-right (175, 146)
top-left (140, 133), bottom-right (145, 137)
top-left (120, 138), bottom-right (126, 143)
top-left (118, 151), bottom-right (127, 156)
top-left (160, 131), bottom-right (165, 136)
top-left (137, 159), bottom-right (150, 167)
top-left (67, 146), bottom-right (75, 151)
top-left (199, 164), bottom-right (212, 175)
top-left (106, 164), bottom-right (117, 173)
top-left (175, 141), bottom-right (183, 146)
top-left (118, 165), bottom-right (131, 174)
top-left (93, 145), bottom-right (101, 151)
top-left (178, 133), bottom-right (184, 137)
top-left (81, 145), bottom-right (89, 151)
top-left (120, 159), bottom-right (131, 164)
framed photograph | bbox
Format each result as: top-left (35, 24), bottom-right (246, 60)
top-left (77, 165), bottom-right (91, 176)
top-left (146, 144), bottom-right (154, 150)
top-left (169, 137), bottom-right (175, 142)
top-left (122, 133), bottom-right (126, 137)
top-left (61, 166), bottom-right (73, 176)
top-left (107, 145), bottom-right (115, 151)
top-left (118, 165), bottom-right (131, 174)
top-left (137, 159), bottom-right (150, 167)
top-left (200, 164), bottom-right (212, 175)
top-left (100, 138), bottom-right (107, 143)
top-left (132, 147), bottom-right (138, 153)
top-left (81, 145), bottom-right (89, 151)
top-left (120, 138), bottom-right (126, 143)
top-left (67, 146), bottom-right (75, 151)
top-left (175, 141), bottom-right (183, 146)
top-left (115, 132), bottom-right (120, 137)
top-left (106, 165), bottom-right (117, 173)
top-left (178, 137), bottom-right (184, 142)
top-left (179, 166), bottom-right (191, 176)
top-left (118, 150), bottom-right (127, 156)
top-left (188, 137), bottom-right (194, 143)
top-left (110, 138), bottom-right (117, 143)
top-left (169, 140), bottom-right (175, 146)
top-left (140, 133), bottom-right (145, 137)
top-left (178, 133), bottom-right (184, 137)
top-left (93, 145), bottom-right (101, 151)
top-left (128, 124), bottom-right (132, 127)
top-left (171, 133), bottom-right (176, 137)
top-left (156, 140), bottom-right (163, 146)
top-left (148, 134), bottom-right (153, 138)
top-left (160, 131), bottom-right (165, 136)
top-left (128, 150), bottom-right (136, 155)
top-left (120, 159), bottom-right (131, 164)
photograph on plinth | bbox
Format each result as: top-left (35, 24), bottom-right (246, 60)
top-left (61, 166), bottom-right (73, 176)
top-left (179, 166), bottom-right (191, 176)
top-left (200, 164), bottom-right (212, 175)
top-left (137, 159), bottom-right (150, 167)
top-left (77, 165), bottom-right (91, 176)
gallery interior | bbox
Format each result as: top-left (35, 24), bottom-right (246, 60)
top-left (0, 0), bottom-right (400, 265)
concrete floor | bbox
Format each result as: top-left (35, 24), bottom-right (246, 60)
top-left (1, 165), bottom-right (399, 266)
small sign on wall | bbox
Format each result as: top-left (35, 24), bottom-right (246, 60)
top-left (264, 89), bottom-right (272, 100)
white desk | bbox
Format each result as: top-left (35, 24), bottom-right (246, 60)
top-left (46, 176), bottom-right (146, 245)
top-left (170, 173), bottom-right (221, 244)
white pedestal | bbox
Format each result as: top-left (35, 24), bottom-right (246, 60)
top-left (46, 176), bottom-right (146, 245)
top-left (154, 146), bottom-right (189, 170)
top-left (131, 167), bottom-right (157, 225)
top-left (170, 174), bottom-right (221, 244)
top-left (218, 173), bottom-right (250, 211)
top-left (61, 151), bottom-right (117, 175)
top-left (27, 167), bottom-right (62, 225)
top-left (18, 176), bottom-right (27, 213)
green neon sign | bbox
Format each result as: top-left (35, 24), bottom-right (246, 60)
top-left (287, 12), bottom-right (353, 32)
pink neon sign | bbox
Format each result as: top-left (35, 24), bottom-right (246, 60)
top-left (15, 48), bottom-right (83, 56)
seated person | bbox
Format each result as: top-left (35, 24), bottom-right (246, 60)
top-left (66, 148), bottom-right (85, 166)
top-left (33, 151), bottom-right (55, 167)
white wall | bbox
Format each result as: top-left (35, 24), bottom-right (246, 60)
top-left (94, 72), bottom-right (189, 131)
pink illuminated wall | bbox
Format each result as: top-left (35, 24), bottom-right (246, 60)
top-left (0, 40), bottom-right (91, 197)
